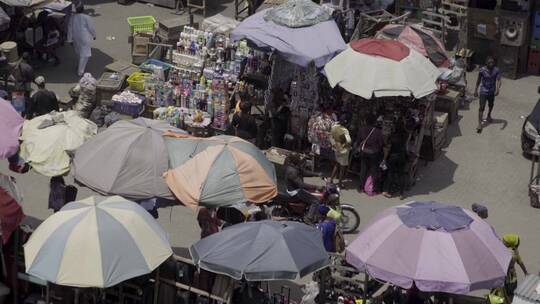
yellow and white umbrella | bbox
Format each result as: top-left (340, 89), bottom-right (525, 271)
top-left (24, 196), bottom-right (173, 288)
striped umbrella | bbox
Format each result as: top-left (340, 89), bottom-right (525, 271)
top-left (164, 133), bottom-right (277, 209)
top-left (24, 196), bottom-right (173, 288)
top-left (376, 24), bottom-right (450, 68)
top-left (346, 201), bottom-right (512, 294)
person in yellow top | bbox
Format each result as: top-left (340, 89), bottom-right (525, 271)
top-left (330, 115), bottom-right (351, 188)
top-left (502, 234), bottom-right (528, 300)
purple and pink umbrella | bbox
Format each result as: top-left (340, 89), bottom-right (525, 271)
top-left (0, 98), bottom-right (24, 159)
top-left (346, 201), bottom-right (512, 294)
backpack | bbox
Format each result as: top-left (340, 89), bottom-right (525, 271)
top-left (334, 227), bottom-right (346, 253)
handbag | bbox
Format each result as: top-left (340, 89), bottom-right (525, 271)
top-left (359, 128), bottom-right (376, 155)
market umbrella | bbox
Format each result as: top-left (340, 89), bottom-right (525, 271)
top-left (19, 111), bottom-right (97, 177)
top-left (376, 24), bottom-right (451, 68)
top-left (190, 220), bottom-right (329, 281)
top-left (346, 201), bottom-right (512, 294)
top-left (72, 118), bottom-right (185, 200)
top-left (0, 98), bottom-right (24, 159)
top-left (164, 133), bottom-right (277, 209)
top-left (324, 39), bottom-right (441, 99)
top-left (264, 0), bottom-right (330, 28)
top-left (24, 196), bottom-right (173, 288)
top-left (231, 4), bottom-right (346, 68)
top-left (0, 173), bottom-right (25, 244)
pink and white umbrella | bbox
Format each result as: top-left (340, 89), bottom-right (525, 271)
top-left (346, 201), bottom-right (512, 294)
top-left (376, 24), bottom-right (451, 68)
top-left (0, 98), bottom-right (24, 159)
top-left (324, 39), bottom-right (441, 99)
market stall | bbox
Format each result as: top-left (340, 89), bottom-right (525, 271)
top-left (324, 38), bottom-right (441, 192)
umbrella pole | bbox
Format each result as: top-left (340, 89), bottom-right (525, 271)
top-left (363, 270), bottom-right (368, 303)
top-left (153, 267), bottom-right (160, 304)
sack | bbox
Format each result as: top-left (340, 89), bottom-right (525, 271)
top-left (334, 228), bottom-right (346, 253)
top-left (65, 185), bottom-right (78, 204)
top-left (364, 175), bottom-right (376, 196)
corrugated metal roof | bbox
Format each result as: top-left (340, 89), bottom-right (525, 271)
top-left (514, 274), bottom-right (540, 303)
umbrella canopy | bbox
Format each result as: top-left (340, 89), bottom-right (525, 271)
top-left (324, 39), bottom-right (441, 99)
top-left (165, 134), bottom-right (277, 209)
top-left (264, 0), bottom-right (330, 28)
top-left (377, 24), bottom-right (451, 68)
top-left (190, 220), bottom-right (329, 281)
top-left (19, 111), bottom-right (97, 177)
top-left (24, 196), bottom-right (172, 288)
top-left (72, 118), bottom-right (185, 200)
top-left (0, 173), bottom-right (25, 244)
top-left (231, 8), bottom-right (346, 68)
top-left (0, 98), bottom-right (24, 159)
top-left (346, 201), bottom-right (512, 294)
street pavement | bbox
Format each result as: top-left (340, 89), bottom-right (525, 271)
top-left (1, 0), bottom-right (540, 294)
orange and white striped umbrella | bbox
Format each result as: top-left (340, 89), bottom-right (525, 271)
top-left (164, 133), bottom-right (277, 209)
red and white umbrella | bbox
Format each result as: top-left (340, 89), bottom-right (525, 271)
top-left (324, 39), bottom-right (441, 100)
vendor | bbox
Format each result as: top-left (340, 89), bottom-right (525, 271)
top-left (269, 88), bottom-right (290, 148)
top-left (27, 76), bottom-right (59, 119)
top-left (354, 115), bottom-right (384, 194)
top-left (35, 10), bottom-right (61, 65)
top-left (232, 92), bottom-right (258, 143)
top-left (502, 234), bottom-right (528, 300)
top-left (382, 121), bottom-right (409, 200)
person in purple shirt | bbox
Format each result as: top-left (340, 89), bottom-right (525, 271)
top-left (474, 56), bottom-right (502, 133)
top-left (315, 205), bottom-right (336, 253)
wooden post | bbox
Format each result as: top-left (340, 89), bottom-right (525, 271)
top-left (12, 229), bottom-right (19, 304)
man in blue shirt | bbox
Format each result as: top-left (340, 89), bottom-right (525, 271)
top-left (474, 56), bottom-right (502, 133)
top-left (315, 206), bottom-right (336, 253)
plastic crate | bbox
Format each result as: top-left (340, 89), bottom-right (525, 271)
top-left (533, 25), bottom-right (540, 41)
top-left (531, 38), bottom-right (540, 49)
top-left (140, 59), bottom-right (174, 73)
top-left (127, 72), bottom-right (151, 91)
top-left (127, 16), bottom-right (156, 34)
top-left (113, 101), bottom-right (144, 117)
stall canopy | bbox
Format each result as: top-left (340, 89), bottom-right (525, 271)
top-left (324, 39), bottom-right (441, 99)
top-left (19, 111), bottom-right (97, 177)
top-left (231, 0), bottom-right (346, 68)
top-left (376, 24), bottom-right (451, 68)
top-left (346, 201), bottom-right (512, 294)
top-left (190, 220), bottom-right (329, 281)
top-left (24, 196), bottom-right (172, 288)
top-left (164, 133), bottom-right (277, 209)
top-left (0, 98), bottom-right (23, 159)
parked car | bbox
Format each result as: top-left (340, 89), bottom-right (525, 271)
top-left (521, 99), bottom-right (540, 155)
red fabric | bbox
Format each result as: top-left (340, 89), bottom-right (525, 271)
top-left (0, 187), bottom-right (25, 244)
top-left (350, 39), bottom-right (410, 61)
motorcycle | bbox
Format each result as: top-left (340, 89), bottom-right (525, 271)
top-left (270, 179), bottom-right (360, 234)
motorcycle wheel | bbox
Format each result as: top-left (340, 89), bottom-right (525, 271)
top-left (340, 205), bottom-right (360, 234)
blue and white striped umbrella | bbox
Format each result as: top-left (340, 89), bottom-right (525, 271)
top-left (24, 196), bottom-right (173, 288)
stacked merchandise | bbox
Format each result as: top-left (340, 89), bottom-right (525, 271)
top-left (112, 91), bottom-right (145, 116)
top-left (529, 11), bottom-right (540, 75)
top-left (290, 63), bottom-right (320, 143)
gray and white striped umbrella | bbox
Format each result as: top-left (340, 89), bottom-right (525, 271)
top-left (24, 196), bottom-right (173, 288)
